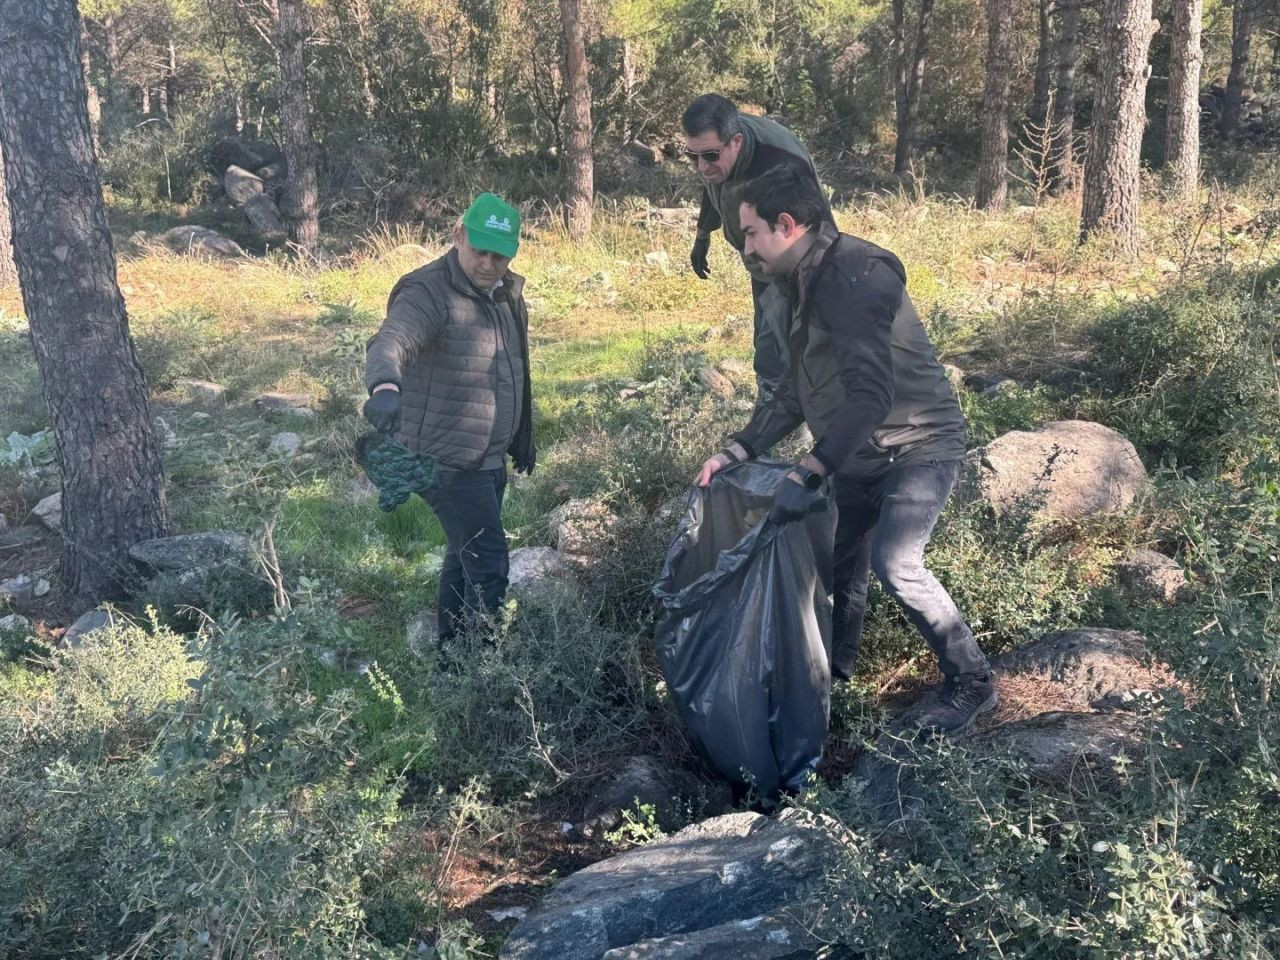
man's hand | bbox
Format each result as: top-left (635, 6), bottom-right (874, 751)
top-left (363, 386), bottom-right (402, 434)
top-left (513, 451), bottom-right (536, 476)
top-left (690, 235), bottom-right (711, 280)
top-left (769, 473), bottom-right (815, 525)
top-left (695, 441), bottom-right (749, 487)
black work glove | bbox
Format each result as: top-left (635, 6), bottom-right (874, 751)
top-left (690, 235), bottom-right (711, 280)
top-left (513, 449), bottom-right (536, 476)
top-left (769, 474), bottom-right (817, 525)
top-left (362, 389), bottom-right (402, 434)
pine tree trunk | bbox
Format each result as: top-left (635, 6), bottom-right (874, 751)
top-left (1080, 0), bottom-right (1157, 255)
top-left (1029, 0), bottom-right (1053, 124)
top-left (558, 0), bottom-right (593, 238)
top-left (1049, 0), bottom-right (1082, 191)
top-left (976, 0), bottom-right (1014, 209)
top-left (1164, 0), bottom-right (1202, 199)
top-left (892, 0), bottom-right (909, 171)
top-left (0, 145), bottom-right (15, 286)
top-left (0, 1), bottom-right (168, 600)
top-left (275, 0), bottom-right (320, 256)
top-left (1219, 0), bottom-right (1253, 137)
top-left (894, 0), bottom-right (936, 174)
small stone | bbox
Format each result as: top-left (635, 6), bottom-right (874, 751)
top-left (0, 574), bottom-right (38, 603)
top-left (254, 392), bottom-right (315, 418)
top-left (154, 416), bottom-right (179, 448)
top-left (32, 578), bottom-right (50, 597)
top-left (716, 357), bottom-right (751, 378)
top-left (0, 613), bottom-right (31, 632)
top-left (507, 546), bottom-right (576, 600)
top-left (1115, 548), bottom-right (1190, 604)
top-left (697, 366), bottom-right (735, 399)
top-left (487, 907), bottom-right (528, 923)
top-left (644, 250), bottom-right (671, 269)
top-left (406, 609), bottom-right (440, 658)
top-left (32, 492), bottom-right (61, 532)
top-left (268, 432), bottom-right (302, 457)
top-left (176, 379), bottom-right (227, 406)
top-left (159, 226), bottom-right (246, 260)
top-left (981, 378), bottom-right (1018, 397)
top-left (1156, 258), bottom-right (1179, 274)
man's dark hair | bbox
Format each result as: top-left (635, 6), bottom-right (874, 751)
top-left (681, 94), bottom-right (741, 142)
top-left (739, 165), bottom-right (827, 230)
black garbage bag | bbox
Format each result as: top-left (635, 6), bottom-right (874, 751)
top-left (653, 460), bottom-right (835, 798)
top-left (354, 431), bottom-right (439, 512)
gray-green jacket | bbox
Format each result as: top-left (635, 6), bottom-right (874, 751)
top-left (365, 249), bottom-right (535, 472)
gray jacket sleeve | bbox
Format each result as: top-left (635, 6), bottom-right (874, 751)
top-left (364, 282), bottom-right (445, 394)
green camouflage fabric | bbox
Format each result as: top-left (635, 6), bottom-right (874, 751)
top-left (355, 431), bottom-right (439, 512)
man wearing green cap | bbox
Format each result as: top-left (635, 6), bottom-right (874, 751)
top-left (364, 193), bottom-right (535, 645)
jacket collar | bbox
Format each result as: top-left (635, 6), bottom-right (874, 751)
top-left (444, 247), bottom-right (526, 303)
top-left (773, 220), bottom-right (840, 307)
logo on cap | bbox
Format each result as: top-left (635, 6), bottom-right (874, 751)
top-left (485, 215), bottom-right (513, 233)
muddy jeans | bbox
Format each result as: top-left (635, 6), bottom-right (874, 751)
top-left (831, 458), bottom-right (990, 681)
top-left (421, 466), bottom-right (509, 643)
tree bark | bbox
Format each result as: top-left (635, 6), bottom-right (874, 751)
top-left (165, 36), bottom-right (178, 117)
top-left (894, 0), bottom-right (936, 174)
top-left (620, 38), bottom-right (636, 143)
top-left (1030, 0), bottom-right (1053, 125)
top-left (976, 0), bottom-right (1014, 209)
top-left (0, 1), bottom-right (168, 600)
top-left (1049, 0), bottom-right (1082, 191)
top-left (274, 0), bottom-right (320, 256)
top-left (1164, 0), bottom-right (1202, 199)
top-left (80, 28), bottom-right (101, 155)
top-left (0, 145), bottom-right (14, 287)
top-left (1080, 0), bottom-right (1157, 255)
top-left (558, 0), bottom-right (593, 238)
top-left (1219, 0), bottom-right (1253, 137)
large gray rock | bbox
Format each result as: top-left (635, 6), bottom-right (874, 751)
top-left (968, 420), bottom-right (1150, 519)
top-left (128, 532), bottom-right (251, 573)
top-left (577, 756), bottom-right (683, 839)
top-left (1115, 548), bottom-right (1190, 604)
top-left (254, 392), bottom-right (314, 418)
top-left (0, 613), bottom-right (31, 632)
top-left (0, 574), bottom-right (50, 604)
top-left (31, 492), bottom-right (62, 532)
top-left (981, 710), bottom-right (1145, 781)
top-left (63, 607), bottom-right (114, 648)
top-left (268, 432), bottom-right (302, 457)
top-left (211, 136), bottom-right (283, 174)
top-left (159, 225), bottom-right (247, 259)
top-left (599, 912), bottom-right (814, 959)
top-left (507, 546), bottom-right (576, 600)
top-left (242, 192), bottom-right (287, 239)
top-left (223, 164), bottom-right (265, 205)
top-left (176, 379), bottom-right (227, 406)
top-left (501, 810), bottom-right (833, 960)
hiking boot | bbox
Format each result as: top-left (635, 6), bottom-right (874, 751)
top-left (910, 673), bottom-right (998, 737)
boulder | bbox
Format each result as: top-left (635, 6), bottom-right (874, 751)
top-left (242, 193), bottom-right (287, 239)
top-left (176, 379), bottom-right (227, 406)
top-left (254, 392), bottom-right (314, 418)
top-left (0, 613), bottom-right (31, 632)
top-left (31, 492), bottom-right (62, 532)
top-left (268, 432), bottom-right (302, 457)
top-left (500, 809), bottom-right (833, 960)
top-left (981, 378), bottom-right (1019, 397)
top-left (980, 710), bottom-right (1145, 781)
top-left (549, 499), bottom-right (619, 572)
top-left (159, 225), bottom-right (246, 259)
top-left (211, 136), bottom-right (283, 174)
top-left (0, 574), bottom-right (50, 604)
top-left (1115, 548), bottom-right (1190, 604)
top-left (644, 250), bottom-right (671, 269)
top-left (255, 160), bottom-right (288, 182)
top-left (968, 420), bottom-right (1149, 519)
top-left (577, 756), bottom-right (684, 839)
top-left (626, 139), bottom-right (665, 167)
top-left (128, 531), bottom-right (251, 573)
top-left (223, 164), bottom-right (265, 205)
top-left (507, 546), bottom-right (576, 600)
top-left (63, 607), bottom-right (114, 648)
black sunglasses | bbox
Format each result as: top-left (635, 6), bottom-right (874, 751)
top-left (683, 147), bottom-right (724, 163)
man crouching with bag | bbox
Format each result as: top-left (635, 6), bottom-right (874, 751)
top-left (363, 193), bottom-right (535, 645)
top-left (696, 167), bottom-right (996, 735)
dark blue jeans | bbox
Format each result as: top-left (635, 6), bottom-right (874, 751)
top-left (421, 467), bottom-right (508, 643)
top-left (831, 459), bottom-right (990, 681)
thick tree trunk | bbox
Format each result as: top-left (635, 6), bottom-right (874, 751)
top-left (894, 0), bottom-right (936, 174)
top-left (274, 0), bottom-right (320, 256)
top-left (1219, 0), bottom-right (1253, 137)
top-left (0, 1), bottom-right (168, 600)
top-left (0, 146), bottom-right (14, 287)
top-left (1164, 0), bottom-right (1202, 199)
top-left (1049, 0), bottom-right (1082, 191)
top-left (1080, 0), bottom-right (1157, 255)
top-left (558, 0), bottom-right (593, 238)
top-left (1030, 0), bottom-right (1053, 125)
top-left (976, 0), bottom-right (1014, 209)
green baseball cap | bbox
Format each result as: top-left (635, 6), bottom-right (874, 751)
top-left (462, 192), bottom-right (521, 258)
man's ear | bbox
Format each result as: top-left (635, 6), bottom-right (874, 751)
top-left (453, 222), bottom-right (465, 246)
top-left (778, 212), bottom-right (798, 236)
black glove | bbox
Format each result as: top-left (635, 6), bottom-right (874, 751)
top-left (513, 449), bottom-right (536, 476)
top-left (362, 389), bottom-right (402, 434)
top-left (690, 235), bottom-right (711, 280)
top-left (769, 474), bottom-right (817, 525)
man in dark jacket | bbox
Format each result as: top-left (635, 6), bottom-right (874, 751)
top-left (696, 167), bottom-right (997, 734)
top-left (363, 192), bottom-right (535, 644)
top-left (682, 94), bottom-right (830, 399)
